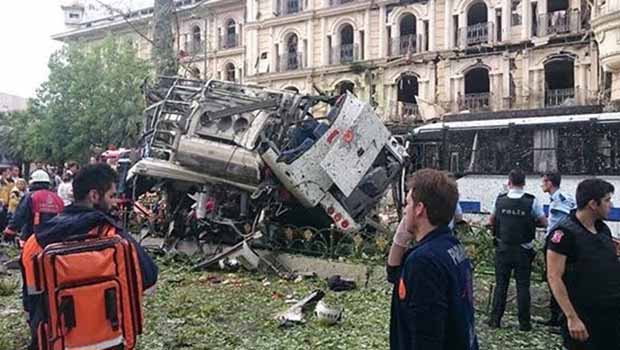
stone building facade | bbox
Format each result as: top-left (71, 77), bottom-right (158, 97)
top-left (54, 0), bottom-right (604, 123)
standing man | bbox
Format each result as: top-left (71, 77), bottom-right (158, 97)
top-left (547, 179), bottom-right (620, 349)
top-left (390, 169), bottom-right (478, 350)
top-left (541, 173), bottom-right (576, 327)
top-left (488, 169), bottom-right (547, 331)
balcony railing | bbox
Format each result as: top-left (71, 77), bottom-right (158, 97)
top-left (458, 22), bottom-right (491, 46)
top-left (545, 88), bottom-right (575, 106)
top-left (460, 93), bottom-right (490, 111)
top-left (277, 52), bottom-right (304, 72)
top-left (219, 34), bottom-right (239, 50)
top-left (390, 34), bottom-right (417, 56)
top-left (401, 102), bottom-right (419, 117)
top-left (330, 43), bottom-right (360, 64)
top-left (183, 41), bottom-right (203, 55)
top-left (329, 0), bottom-right (355, 5)
top-left (277, 0), bottom-right (303, 15)
top-left (537, 10), bottom-right (581, 36)
top-left (386, 102), bottom-right (420, 122)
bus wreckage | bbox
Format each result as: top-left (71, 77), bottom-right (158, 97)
top-left (126, 77), bottom-right (408, 251)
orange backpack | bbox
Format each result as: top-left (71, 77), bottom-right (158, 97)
top-left (23, 225), bottom-right (144, 350)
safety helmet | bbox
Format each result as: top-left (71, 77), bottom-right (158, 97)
top-left (314, 300), bottom-right (343, 325)
top-left (29, 170), bottom-right (51, 185)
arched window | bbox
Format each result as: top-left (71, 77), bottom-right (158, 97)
top-left (462, 67), bottom-right (490, 111)
top-left (224, 19), bottom-right (237, 48)
top-left (225, 63), bottom-right (236, 82)
top-left (544, 57), bottom-right (574, 106)
top-left (398, 14), bottom-right (417, 55)
top-left (397, 73), bottom-right (419, 117)
top-left (339, 24), bottom-right (355, 63)
top-left (284, 86), bottom-right (300, 93)
top-left (465, 2), bottom-right (489, 45)
top-left (336, 80), bottom-right (355, 95)
top-left (286, 34), bottom-right (299, 70)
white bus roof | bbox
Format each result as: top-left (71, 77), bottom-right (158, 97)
top-left (413, 112), bottom-right (620, 134)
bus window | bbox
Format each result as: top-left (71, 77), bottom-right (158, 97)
top-left (532, 128), bottom-right (558, 173)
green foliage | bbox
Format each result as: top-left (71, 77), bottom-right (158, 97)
top-left (0, 256), bottom-right (564, 349)
top-left (0, 37), bottom-right (151, 163)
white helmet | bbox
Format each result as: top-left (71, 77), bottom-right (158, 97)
top-left (29, 170), bottom-right (51, 185)
top-left (314, 300), bottom-right (343, 325)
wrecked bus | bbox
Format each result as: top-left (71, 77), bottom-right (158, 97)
top-left (126, 77), bottom-right (408, 244)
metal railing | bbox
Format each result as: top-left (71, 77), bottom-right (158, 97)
top-left (277, 52), bottom-right (304, 72)
top-left (219, 34), bottom-right (239, 50)
top-left (390, 35), bottom-right (417, 56)
top-left (401, 102), bottom-right (419, 118)
top-left (545, 88), bottom-right (575, 106)
top-left (460, 93), bottom-right (491, 111)
top-left (330, 43), bottom-right (359, 64)
top-left (329, 0), bottom-right (355, 5)
top-left (458, 22), bottom-right (491, 46)
top-left (385, 102), bottom-right (420, 122)
top-left (277, 0), bottom-right (303, 15)
top-left (184, 41), bottom-right (203, 55)
top-left (537, 10), bottom-right (581, 36)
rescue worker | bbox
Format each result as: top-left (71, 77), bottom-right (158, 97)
top-left (541, 172), bottom-right (576, 328)
top-left (2, 170), bottom-right (64, 243)
top-left (389, 169), bottom-right (478, 350)
top-left (547, 179), bottom-right (620, 349)
top-left (21, 163), bottom-right (158, 349)
top-left (487, 169), bottom-right (547, 331)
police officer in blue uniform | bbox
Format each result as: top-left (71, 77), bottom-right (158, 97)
top-left (488, 169), bottom-right (547, 331)
top-left (541, 173), bottom-right (576, 327)
top-left (547, 179), bottom-right (620, 350)
top-left (389, 169), bottom-right (478, 350)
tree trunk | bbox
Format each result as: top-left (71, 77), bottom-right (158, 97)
top-left (152, 0), bottom-right (178, 77)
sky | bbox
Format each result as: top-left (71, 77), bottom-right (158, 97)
top-left (0, 0), bottom-right (151, 99)
top-left (0, 1), bottom-right (66, 99)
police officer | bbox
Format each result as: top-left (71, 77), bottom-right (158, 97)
top-left (541, 172), bottom-right (576, 327)
top-left (488, 169), bottom-right (547, 331)
top-left (547, 179), bottom-right (620, 350)
top-left (389, 169), bottom-right (478, 350)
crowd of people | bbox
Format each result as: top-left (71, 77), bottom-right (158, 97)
top-left (387, 169), bottom-right (620, 350)
top-left (1, 157), bottom-right (618, 350)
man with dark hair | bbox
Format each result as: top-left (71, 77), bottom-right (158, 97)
top-left (547, 178), bottom-right (620, 350)
top-left (21, 163), bottom-right (158, 349)
top-left (488, 169), bottom-right (547, 331)
top-left (390, 168), bottom-right (478, 350)
top-left (541, 172), bottom-right (576, 327)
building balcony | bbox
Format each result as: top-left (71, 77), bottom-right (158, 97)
top-left (537, 10), bottom-right (582, 36)
top-left (330, 43), bottom-right (360, 65)
top-left (545, 88), bottom-right (575, 106)
top-left (277, 52), bottom-right (305, 72)
top-left (390, 35), bottom-right (417, 57)
top-left (276, 0), bottom-right (303, 16)
top-left (329, 0), bottom-right (355, 5)
top-left (458, 22), bottom-right (492, 47)
top-left (219, 34), bottom-right (240, 50)
top-left (386, 101), bottom-right (420, 123)
top-left (460, 93), bottom-right (491, 112)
